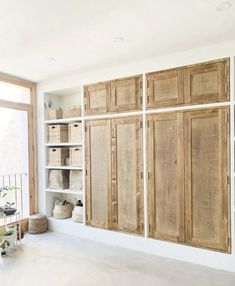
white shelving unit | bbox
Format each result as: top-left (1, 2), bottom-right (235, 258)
top-left (43, 88), bottom-right (84, 222)
top-left (44, 117), bottom-right (82, 124)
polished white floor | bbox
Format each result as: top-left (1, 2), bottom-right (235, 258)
top-left (0, 232), bottom-right (235, 286)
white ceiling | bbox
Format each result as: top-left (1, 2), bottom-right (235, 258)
top-left (0, 0), bottom-right (235, 82)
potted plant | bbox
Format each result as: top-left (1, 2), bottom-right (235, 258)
top-left (72, 199), bottom-right (83, 223)
top-left (0, 228), bottom-right (16, 248)
top-left (0, 186), bottom-right (19, 216)
top-left (4, 202), bottom-right (17, 216)
top-left (0, 240), bottom-right (10, 256)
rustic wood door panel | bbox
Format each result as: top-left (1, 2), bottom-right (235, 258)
top-left (84, 82), bottom-right (110, 115)
top-left (184, 107), bottom-right (229, 252)
top-left (147, 69), bottom-right (184, 108)
top-left (85, 119), bottom-right (111, 229)
top-left (184, 59), bottom-right (229, 104)
top-left (111, 75), bottom-right (142, 112)
top-left (112, 117), bottom-right (143, 234)
top-left (148, 112), bottom-right (185, 242)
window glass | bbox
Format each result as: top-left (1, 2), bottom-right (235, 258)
top-left (0, 81), bottom-right (30, 104)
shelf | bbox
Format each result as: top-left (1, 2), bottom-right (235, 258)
top-left (45, 117), bottom-right (82, 124)
top-left (45, 166), bottom-right (83, 170)
top-left (45, 142), bottom-right (83, 147)
top-left (48, 216), bottom-right (85, 228)
top-left (45, 188), bottom-right (83, 195)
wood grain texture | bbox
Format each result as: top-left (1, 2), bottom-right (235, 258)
top-left (85, 119), bottom-right (112, 229)
top-left (184, 60), bottom-right (229, 104)
top-left (110, 75), bottom-right (142, 112)
top-left (184, 107), bottom-right (230, 252)
top-left (147, 112), bottom-right (184, 242)
top-left (146, 58), bottom-right (229, 109)
top-left (111, 116), bottom-right (143, 235)
top-left (84, 81), bottom-right (110, 115)
top-left (147, 69), bottom-right (184, 107)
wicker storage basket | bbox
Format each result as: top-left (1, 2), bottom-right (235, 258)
top-left (70, 170), bottom-right (83, 190)
top-left (48, 148), bottom-right (69, 166)
top-left (48, 109), bottom-right (63, 120)
top-left (68, 123), bottom-right (82, 142)
top-left (48, 170), bottom-right (69, 189)
top-left (72, 206), bottom-right (83, 223)
top-left (53, 201), bottom-right (73, 219)
top-left (70, 147), bottom-right (83, 166)
top-left (69, 106), bottom-right (81, 117)
top-left (28, 214), bottom-right (48, 234)
top-left (47, 124), bottom-right (68, 143)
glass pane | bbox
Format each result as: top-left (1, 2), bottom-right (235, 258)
top-left (0, 81), bottom-right (30, 104)
top-left (0, 107), bottom-right (29, 223)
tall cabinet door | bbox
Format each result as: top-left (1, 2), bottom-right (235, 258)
top-left (84, 82), bottom-right (110, 115)
top-left (184, 107), bottom-right (229, 252)
top-left (110, 75), bottom-right (142, 112)
top-left (85, 119), bottom-right (112, 229)
top-left (111, 117), bottom-right (143, 234)
top-left (184, 59), bottom-right (229, 104)
top-left (148, 112), bottom-right (185, 242)
top-left (147, 69), bottom-right (184, 108)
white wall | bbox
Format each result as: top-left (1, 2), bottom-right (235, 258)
top-left (37, 39), bottom-right (235, 272)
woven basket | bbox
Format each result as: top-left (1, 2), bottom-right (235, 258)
top-left (72, 206), bottom-right (83, 223)
top-left (28, 214), bottom-right (48, 234)
top-left (48, 109), bottom-right (63, 120)
top-left (53, 201), bottom-right (73, 219)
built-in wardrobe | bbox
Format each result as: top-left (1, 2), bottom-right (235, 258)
top-left (84, 58), bottom-right (230, 252)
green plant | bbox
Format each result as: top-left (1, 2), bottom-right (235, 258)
top-left (0, 229), bottom-right (14, 237)
top-left (0, 186), bottom-right (19, 208)
top-left (0, 240), bottom-right (10, 256)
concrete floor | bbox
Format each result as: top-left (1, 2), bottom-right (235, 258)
top-left (0, 232), bottom-right (235, 286)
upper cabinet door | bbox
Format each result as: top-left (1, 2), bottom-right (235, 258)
top-left (147, 112), bottom-right (185, 242)
top-left (146, 58), bottom-right (229, 109)
top-left (110, 75), bottom-right (142, 112)
top-left (184, 59), bottom-right (229, 104)
top-left (84, 82), bottom-right (110, 115)
top-left (147, 69), bottom-right (184, 108)
top-left (111, 117), bottom-right (143, 235)
top-left (184, 107), bottom-right (229, 252)
top-left (85, 119), bottom-right (112, 229)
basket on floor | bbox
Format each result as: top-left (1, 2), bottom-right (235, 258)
top-left (28, 214), bottom-right (48, 234)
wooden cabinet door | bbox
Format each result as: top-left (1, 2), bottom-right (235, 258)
top-left (148, 112), bottom-right (185, 242)
top-left (111, 117), bottom-right (143, 234)
top-left (184, 59), bottom-right (229, 104)
top-left (85, 119), bottom-right (111, 229)
top-left (184, 107), bottom-right (229, 252)
top-left (147, 69), bottom-right (184, 108)
top-left (84, 82), bottom-right (110, 115)
top-left (110, 75), bottom-right (142, 112)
